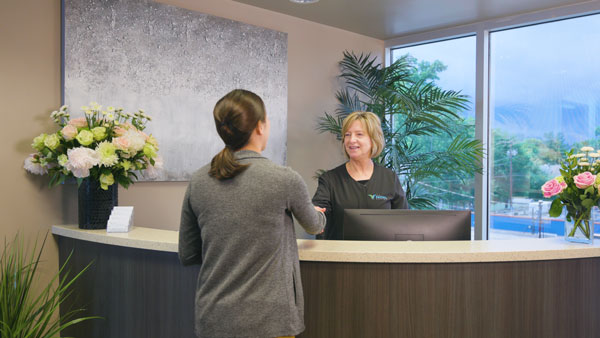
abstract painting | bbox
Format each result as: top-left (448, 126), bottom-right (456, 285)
top-left (63, 0), bottom-right (287, 181)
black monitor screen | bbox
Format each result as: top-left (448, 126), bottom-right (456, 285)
top-left (342, 209), bottom-right (471, 241)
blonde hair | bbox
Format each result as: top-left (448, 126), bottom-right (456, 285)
top-left (341, 111), bottom-right (385, 158)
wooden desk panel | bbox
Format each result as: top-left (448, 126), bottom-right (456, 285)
top-left (57, 235), bottom-right (600, 338)
top-left (299, 260), bottom-right (600, 338)
top-left (57, 236), bottom-right (200, 338)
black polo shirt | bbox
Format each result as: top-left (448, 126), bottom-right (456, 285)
top-left (312, 163), bottom-right (409, 240)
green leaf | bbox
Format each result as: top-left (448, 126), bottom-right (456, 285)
top-left (0, 232), bottom-right (99, 337)
top-left (585, 186), bottom-right (595, 196)
top-left (316, 112), bottom-right (343, 139)
top-left (406, 196), bottom-right (436, 209)
top-left (549, 198), bottom-right (563, 217)
top-left (566, 205), bottom-right (576, 217)
top-left (582, 198), bottom-right (595, 208)
top-left (48, 172), bottom-right (58, 188)
top-left (116, 175), bottom-right (131, 189)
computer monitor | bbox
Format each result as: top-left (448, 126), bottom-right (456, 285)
top-left (342, 209), bottom-right (471, 241)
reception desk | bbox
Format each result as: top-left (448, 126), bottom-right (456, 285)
top-left (52, 225), bottom-right (600, 338)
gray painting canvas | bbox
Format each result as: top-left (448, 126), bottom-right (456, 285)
top-left (63, 0), bottom-right (287, 181)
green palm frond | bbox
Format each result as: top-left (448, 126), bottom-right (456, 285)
top-left (399, 81), bottom-right (469, 136)
top-left (316, 112), bottom-right (344, 139)
top-left (339, 51), bottom-right (386, 98)
top-left (401, 179), bottom-right (438, 208)
top-left (394, 134), bottom-right (483, 183)
top-left (385, 55), bottom-right (414, 85)
top-left (313, 169), bottom-right (328, 180)
top-left (406, 196), bottom-right (437, 209)
top-left (335, 88), bottom-right (364, 117)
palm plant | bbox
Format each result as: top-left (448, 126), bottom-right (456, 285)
top-left (318, 51), bottom-right (484, 208)
top-left (0, 232), bottom-right (98, 337)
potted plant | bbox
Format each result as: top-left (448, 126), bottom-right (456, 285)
top-left (542, 146), bottom-right (600, 243)
top-left (318, 51), bottom-right (483, 208)
top-left (24, 103), bottom-right (161, 229)
top-left (0, 232), bottom-right (99, 336)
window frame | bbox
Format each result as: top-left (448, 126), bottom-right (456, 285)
top-left (384, 2), bottom-right (600, 240)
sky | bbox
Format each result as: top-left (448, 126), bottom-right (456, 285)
top-left (391, 13), bottom-right (600, 144)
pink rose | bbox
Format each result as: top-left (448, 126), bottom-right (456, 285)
top-left (542, 179), bottom-right (565, 198)
top-left (113, 126), bottom-right (127, 137)
top-left (61, 124), bottom-right (78, 141)
top-left (113, 122), bottom-right (138, 137)
top-left (112, 136), bottom-right (130, 151)
top-left (574, 171), bottom-right (596, 189)
top-left (68, 117), bottom-right (88, 128)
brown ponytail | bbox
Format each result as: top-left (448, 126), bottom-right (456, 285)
top-left (209, 89), bottom-right (266, 180)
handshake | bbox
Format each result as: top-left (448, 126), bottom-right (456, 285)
top-left (313, 206), bottom-right (326, 234)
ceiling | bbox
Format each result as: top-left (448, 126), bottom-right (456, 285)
top-left (232, 0), bottom-right (593, 40)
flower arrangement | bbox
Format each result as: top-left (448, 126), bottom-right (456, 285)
top-left (542, 146), bottom-right (600, 241)
top-left (24, 103), bottom-right (161, 190)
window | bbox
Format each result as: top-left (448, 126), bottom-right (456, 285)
top-left (386, 4), bottom-right (600, 239)
top-left (489, 14), bottom-right (600, 239)
top-left (391, 37), bottom-right (477, 234)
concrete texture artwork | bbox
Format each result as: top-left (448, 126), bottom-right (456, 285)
top-left (63, 0), bottom-right (287, 181)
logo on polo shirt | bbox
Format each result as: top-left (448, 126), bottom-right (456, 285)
top-left (368, 193), bottom-right (388, 201)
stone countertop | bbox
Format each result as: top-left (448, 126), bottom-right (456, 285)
top-left (52, 225), bottom-right (179, 253)
top-left (52, 224), bottom-right (600, 263)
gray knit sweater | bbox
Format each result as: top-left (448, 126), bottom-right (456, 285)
top-left (179, 150), bottom-right (326, 338)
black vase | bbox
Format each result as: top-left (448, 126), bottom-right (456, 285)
top-left (78, 178), bottom-right (118, 229)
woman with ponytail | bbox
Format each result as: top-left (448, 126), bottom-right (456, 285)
top-left (179, 89), bottom-right (326, 338)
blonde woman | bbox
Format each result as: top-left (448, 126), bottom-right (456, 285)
top-left (312, 111), bottom-right (408, 240)
top-left (179, 89), bottom-right (325, 338)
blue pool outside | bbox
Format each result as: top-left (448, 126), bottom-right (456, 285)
top-left (472, 213), bottom-right (600, 237)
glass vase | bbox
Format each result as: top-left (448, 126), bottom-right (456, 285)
top-left (564, 217), bottom-right (594, 244)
